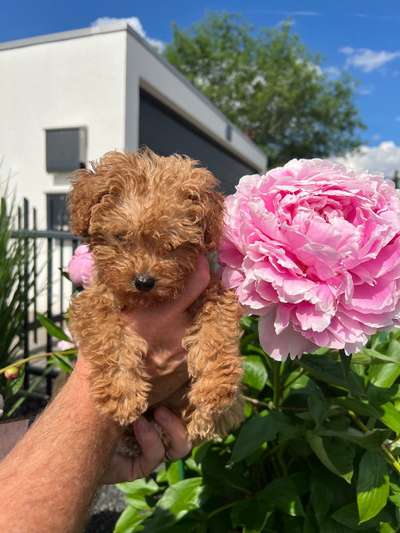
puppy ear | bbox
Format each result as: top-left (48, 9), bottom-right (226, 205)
top-left (69, 165), bottom-right (109, 237)
top-left (204, 190), bottom-right (224, 251)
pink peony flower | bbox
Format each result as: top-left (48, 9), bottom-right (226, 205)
top-left (220, 159), bottom-right (400, 360)
top-left (67, 244), bottom-right (94, 288)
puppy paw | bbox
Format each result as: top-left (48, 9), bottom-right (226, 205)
top-left (99, 394), bottom-right (148, 425)
top-left (186, 409), bottom-right (219, 442)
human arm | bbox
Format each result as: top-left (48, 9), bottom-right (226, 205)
top-left (0, 256), bottom-right (210, 533)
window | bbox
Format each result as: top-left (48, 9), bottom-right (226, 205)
top-left (47, 193), bottom-right (69, 231)
top-left (45, 127), bottom-right (87, 173)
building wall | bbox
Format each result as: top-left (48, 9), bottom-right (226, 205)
top-left (0, 30), bottom-right (126, 227)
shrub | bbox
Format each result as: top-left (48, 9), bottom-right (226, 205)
top-left (115, 317), bottom-right (400, 532)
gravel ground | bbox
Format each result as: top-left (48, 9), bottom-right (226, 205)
top-left (86, 485), bottom-right (126, 533)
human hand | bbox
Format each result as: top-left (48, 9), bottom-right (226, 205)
top-left (121, 255), bottom-right (210, 405)
top-left (103, 406), bottom-right (191, 484)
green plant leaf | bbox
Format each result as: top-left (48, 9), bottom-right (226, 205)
top-left (232, 411), bottom-right (292, 463)
top-left (307, 381), bottom-right (329, 427)
top-left (114, 504), bottom-right (148, 533)
top-left (50, 353), bottom-right (74, 374)
top-left (117, 479), bottom-right (159, 511)
top-left (357, 450), bottom-right (390, 523)
top-left (242, 355), bottom-right (267, 391)
top-left (166, 460), bottom-right (185, 485)
top-left (258, 477), bottom-right (305, 517)
top-left (369, 340), bottom-right (400, 388)
top-left (357, 348), bottom-right (400, 365)
top-left (317, 428), bottom-right (391, 450)
top-left (231, 499), bottom-right (271, 532)
top-left (144, 477), bottom-right (203, 529)
top-left (379, 523), bottom-right (396, 533)
top-left (306, 432), bottom-right (354, 483)
top-left (298, 355), bottom-right (348, 387)
top-left (378, 402), bottom-right (400, 435)
top-left (37, 313), bottom-right (70, 341)
top-left (310, 477), bottom-right (333, 524)
top-left (332, 502), bottom-right (392, 530)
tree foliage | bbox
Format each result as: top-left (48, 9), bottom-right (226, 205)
top-left (165, 14), bottom-right (365, 167)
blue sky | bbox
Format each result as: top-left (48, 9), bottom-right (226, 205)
top-left (2, 0), bottom-right (400, 174)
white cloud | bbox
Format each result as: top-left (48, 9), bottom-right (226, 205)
top-left (324, 66), bottom-right (341, 78)
top-left (251, 10), bottom-right (320, 16)
top-left (91, 16), bottom-right (164, 52)
top-left (340, 47), bottom-right (400, 72)
top-left (356, 85), bottom-right (373, 95)
top-left (337, 141), bottom-right (400, 177)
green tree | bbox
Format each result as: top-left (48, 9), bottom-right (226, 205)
top-left (165, 14), bottom-right (365, 167)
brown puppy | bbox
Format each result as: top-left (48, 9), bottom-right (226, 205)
top-left (68, 149), bottom-right (243, 441)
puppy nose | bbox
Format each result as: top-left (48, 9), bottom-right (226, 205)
top-left (134, 274), bottom-right (156, 292)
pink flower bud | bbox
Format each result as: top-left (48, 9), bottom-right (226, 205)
top-left (67, 245), bottom-right (94, 288)
top-left (4, 366), bottom-right (19, 380)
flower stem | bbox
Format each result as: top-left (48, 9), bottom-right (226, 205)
top-left (272, 361), bottom-right (281, 408)
top-left (0, 350), bottom-right (76, 375)
top-left (242, 395), bottom-right (270, 409)
top-left (348, 410), bottom-right (400, 474)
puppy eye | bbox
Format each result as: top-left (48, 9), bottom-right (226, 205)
top-left (114, 234), bottom-right (125, 242)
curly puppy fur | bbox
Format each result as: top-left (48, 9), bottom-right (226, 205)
top-left (68, 149), bottom-right (243, 441)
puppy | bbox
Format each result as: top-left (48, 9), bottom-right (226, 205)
top-left (68, 149), bottom-right (243, 441)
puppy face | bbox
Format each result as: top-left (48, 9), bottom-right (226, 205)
top-left (69, 150), bottom-right (223, 305)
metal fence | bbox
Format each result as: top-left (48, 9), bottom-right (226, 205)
top-left (12, 198), bottom-right (79, 399)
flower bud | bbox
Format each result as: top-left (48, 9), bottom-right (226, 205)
top-left (4, 366), bottom-right (19, 380)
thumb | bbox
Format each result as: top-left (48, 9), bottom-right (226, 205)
top-left (172, 255), bottom-right (210, 312)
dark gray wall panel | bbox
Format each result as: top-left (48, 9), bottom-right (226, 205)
top-left (138, 89), bottom-right (258, 194)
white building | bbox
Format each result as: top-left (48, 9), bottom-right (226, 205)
top-left (0, 22), bottom-right (266, 230)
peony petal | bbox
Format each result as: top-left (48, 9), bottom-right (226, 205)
top-left (259, 309), bottom-right (317, 361)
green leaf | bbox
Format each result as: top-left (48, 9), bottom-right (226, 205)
top-left (379, 402), bottom-right (400, 435)
top-left (231, 499), bottom-right (271, 532)
top-left (332, 502), bottom-right (392, 530)
top-left (151, 477), bottom-right (203, 521)
top-left (232, 411), bottom-right (291, 463)
top-left (357, 348), bottom-right (400, 365)
top-left (114, 504), bottom-right (148, 533)
top-left (357, 450), bottom-right (390, 523)
top-left (166, 460), bottom-right (185, 485)
top-left (389, 481), bottom-right (400, 507)
top-left (50, 353), bottom-right (74, 374)
top-left (258, 477), bottom-right (305, 517)
top-left (37, 313), bottom-right (71, 341)
top-left (317, 428), bottom-right (391, 450)
top-left (334, 397), bottom-right (379, 417)
top-left (306, 432), bottom-right (354, 483)
top-left (298, 355), bottom-right (347, 387)
top-left (310, 477), bottom-right (333, 524)
top-left (379, 523), bottom-right (396, 533)
top-left (117, 479), bottom-right (159, 511)
top-left (369, 340), bottom-right (400, 388)
top-left (242, 355), bottom-right (267, 391)
top-left (307, 381), bottom-right (329, 427)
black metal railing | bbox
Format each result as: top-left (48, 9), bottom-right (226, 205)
top-left (12, 198), bottom-right (79, 399)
